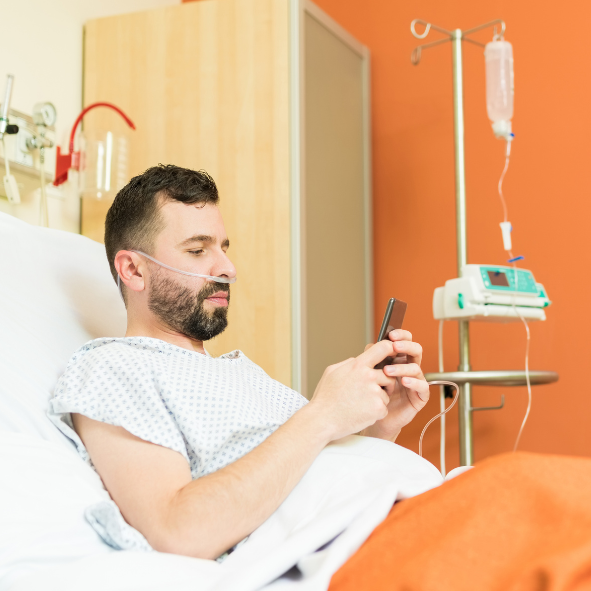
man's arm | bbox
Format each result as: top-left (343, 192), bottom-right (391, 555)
top-left (73, 339), bottom-right (402, 560)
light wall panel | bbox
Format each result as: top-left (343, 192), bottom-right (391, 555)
top-left (83, 0), bottom-right (292, 385)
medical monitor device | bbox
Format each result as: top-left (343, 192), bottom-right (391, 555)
top-left (433, 264), bottom-right (551, 323)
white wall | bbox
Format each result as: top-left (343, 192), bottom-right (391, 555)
top-left (0, 0), bottom-right (179, 232)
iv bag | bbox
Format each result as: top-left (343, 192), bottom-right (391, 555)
top-left (78, 130), bottom-right (129, 199)
top-left (485, 40), bottom-right (514, 137)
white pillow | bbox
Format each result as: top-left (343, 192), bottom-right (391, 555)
top-left (0, 214), bottom-right (127, 586)
top-left (0, 433), bottom-right (113, 588)
top-left (0, 212), bottom-right (126, 444)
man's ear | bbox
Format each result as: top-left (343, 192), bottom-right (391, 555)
top-left (114, 251), bottom-right (146, 294)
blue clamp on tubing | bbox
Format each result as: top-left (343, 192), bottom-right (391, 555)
top-left (507, 255), bottom-right (524, 263)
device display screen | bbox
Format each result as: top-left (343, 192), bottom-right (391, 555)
top-left (488, 270), bottom-right (510, 287)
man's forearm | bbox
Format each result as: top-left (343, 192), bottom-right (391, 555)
top-left (155, 403), bottom-right (332, 559)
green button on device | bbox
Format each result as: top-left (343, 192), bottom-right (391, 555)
top-left (458, 293), bottom-right (465, 309)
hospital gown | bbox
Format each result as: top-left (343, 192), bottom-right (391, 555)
top-left (48, 336), bottom-right (308, 554)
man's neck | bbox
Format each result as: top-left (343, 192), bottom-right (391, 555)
top-left (125, 314), bottom-right (206, 355)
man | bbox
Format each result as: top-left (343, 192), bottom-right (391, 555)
top-left (50, 164), bottom-right (430, 561)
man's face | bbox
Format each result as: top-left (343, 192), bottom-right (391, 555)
top-left (146, 201), bottom-right (236, 342)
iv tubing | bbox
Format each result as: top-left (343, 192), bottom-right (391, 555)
top-left (510, 259), bottom-right (532, 451)
top-left (438, 320), bottom-right (446, 476)
top-left (497, 140), bottom-right (511, 223)
top-left (419, 380), bottom-right (459, 458)
top-left (496, 138), bottom-right (532, 451)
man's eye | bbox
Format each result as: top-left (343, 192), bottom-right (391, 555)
top-left (189, 249), bottom-right (205, 256)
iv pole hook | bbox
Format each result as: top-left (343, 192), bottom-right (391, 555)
top-left (410, 20), bottom-right (453, 65)
top-left (410, 19), bottom-right (506, 65)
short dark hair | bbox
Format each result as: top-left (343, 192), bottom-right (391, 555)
top-left (104, 164), bottom-right (219, 286)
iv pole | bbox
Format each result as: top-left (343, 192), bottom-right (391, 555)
top-left (411, 20), bottom-right (504, 467)
top-left (412, 20), bottom-right (559, 466)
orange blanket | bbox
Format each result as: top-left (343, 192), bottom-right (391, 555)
top-left (329, 452), bottom-right (591, 591)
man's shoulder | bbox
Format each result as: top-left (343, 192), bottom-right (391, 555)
top-left (64, 337), bottom-right (175, 372)
top-left (54, 338), bottom-right (175, 399)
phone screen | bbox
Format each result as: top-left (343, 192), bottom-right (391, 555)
top-left (375, 298), bottom-right (407, 370)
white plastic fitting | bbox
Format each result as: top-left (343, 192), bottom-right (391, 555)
top-left (500, 221), bottom-right (512, 251)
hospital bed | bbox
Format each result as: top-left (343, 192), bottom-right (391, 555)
top-left (0, 212), bottom-right (446, 591)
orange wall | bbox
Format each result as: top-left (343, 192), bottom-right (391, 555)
top-left (182, 0), bottom-right (591, 470)
top-left (310, 0), bottom-right (591, 470)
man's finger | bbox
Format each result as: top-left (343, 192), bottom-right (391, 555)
top-left (392, 340), bottom-right (423, 364)
top-left (375, 370), bottom-right (397, 389)
top-left (388, 329), bottom-right (412, 342)
top-left (401, 377), bottom-right (430, 404)
top-left (383, 362), bottom-right (423, 379)
top-left (357, 340), bottom-right (395, 368)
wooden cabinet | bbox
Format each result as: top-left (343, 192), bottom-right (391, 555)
top-left (83, 0), bottom-right (371, 395)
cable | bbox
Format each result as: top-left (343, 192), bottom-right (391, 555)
top-left (419, 381), bottom-right (459, 459)
top-left (438, 320), bottom-right (446, 476)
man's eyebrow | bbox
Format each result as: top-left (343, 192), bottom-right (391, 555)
top-left (178, 234), bottom-right (230, 248)
top-left (178, 234), bottom-right (214, 247)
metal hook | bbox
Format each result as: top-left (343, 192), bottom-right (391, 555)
top-left (471, 395), bottom-right (505, 412)
top-left (463, 19), bottom-right (506, 41)
top-left (410, 19), bottom-right (454, 65)
top-left (410, 36), bottom-right (454, 65)
top-left (492, 22), bottom-right (506, 41)
top-left (411, 19), bottom-right (453, 39)
top-left (411, 19), bottom-right (431, 39)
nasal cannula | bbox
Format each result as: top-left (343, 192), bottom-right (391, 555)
top-left (117, 250), bottom-right (236, 300)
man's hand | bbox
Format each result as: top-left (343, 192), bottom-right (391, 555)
top-left (307, 340), bottom-right (399, 440)
top-left (361, 329), bottom-right (430, 442)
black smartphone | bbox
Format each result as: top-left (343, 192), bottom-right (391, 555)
top-left (374, 298), bottom-right (407, 370)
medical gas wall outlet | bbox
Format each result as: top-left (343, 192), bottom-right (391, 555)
top-left (433, 264), bottom-right (550, 323)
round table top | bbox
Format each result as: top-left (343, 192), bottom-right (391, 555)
top-left (423, 370), bottom-right (559, 387)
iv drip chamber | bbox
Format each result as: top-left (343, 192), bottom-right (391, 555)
top-left (485, 40), bottom-right (514, 140)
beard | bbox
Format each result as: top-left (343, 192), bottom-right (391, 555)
top-left (148, 269), bottom-right (230, 342)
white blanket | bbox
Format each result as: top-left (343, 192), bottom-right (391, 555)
top-left (6, 433), bottom-right (444, 591)
top-left (0, 212), bottom-right (451, 590)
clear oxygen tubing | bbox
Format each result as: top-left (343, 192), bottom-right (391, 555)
top-left (419, 380), bottom-right (459, 459)
top-left (497, 137), bottom-right (532, 451)
top-left (38, 148), bottom-right (49, 227)
top-left (438, 320), bottom-right (446, 476)
top-left (117, 250), bottom-right (237, 299)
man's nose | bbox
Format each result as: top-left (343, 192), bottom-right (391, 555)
top-left (211, 249), bottom-right (237, 280)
